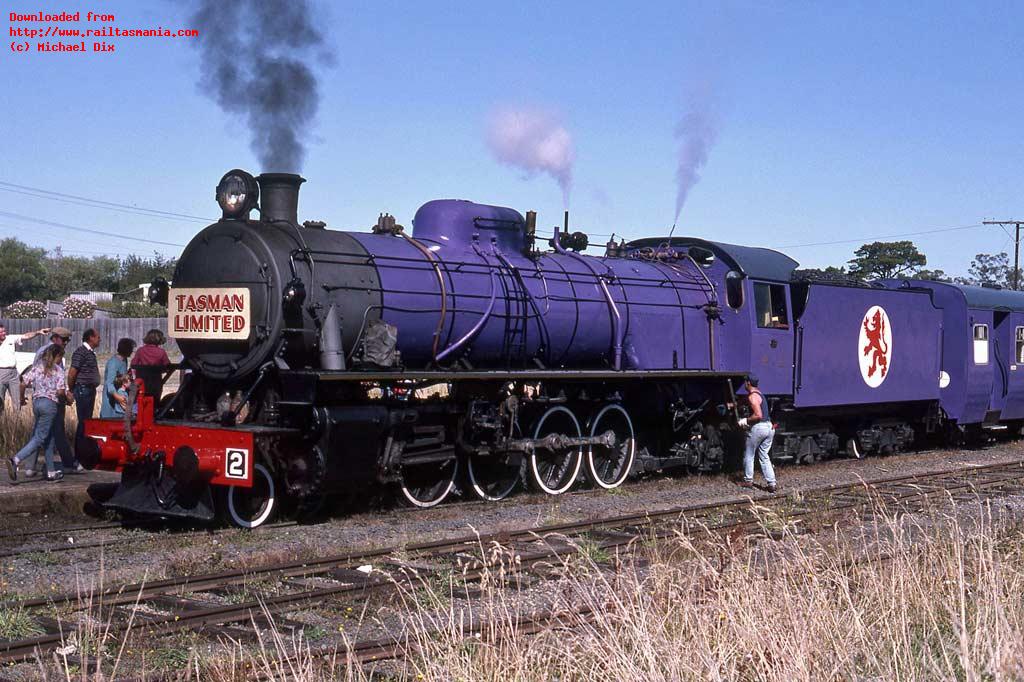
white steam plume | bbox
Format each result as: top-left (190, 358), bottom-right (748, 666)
top-left (673, 99), bottom-right (719, 221)
top-left (487, 107), bottom-right (575, 206)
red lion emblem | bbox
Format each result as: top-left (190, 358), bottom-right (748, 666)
top-left (862, 309), bottom-right (889, 379)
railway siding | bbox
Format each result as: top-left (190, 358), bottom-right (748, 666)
top-left (3, 456), bottom-right (1024, 669)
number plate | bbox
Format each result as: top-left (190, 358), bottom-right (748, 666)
top-left (225, 448), bottom-right (249, 480)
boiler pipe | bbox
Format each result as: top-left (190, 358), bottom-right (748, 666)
top-left (436, 243), bottom-right (499, 363)
top-left (553, 225), bottom-right (624, 370)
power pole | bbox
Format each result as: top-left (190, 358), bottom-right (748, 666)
top-left (983, 220), bottom-right (1024, 290)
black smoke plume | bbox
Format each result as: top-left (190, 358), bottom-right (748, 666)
top-left (191, 0), bottom-right (329, 172)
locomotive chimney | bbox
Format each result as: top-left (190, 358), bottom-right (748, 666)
top-left (257, 173), bottom-right (305, 225)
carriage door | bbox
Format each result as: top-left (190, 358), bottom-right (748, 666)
top-left (1006, 321), bottom-right (1024, 419)
top-left (750, 280), bottom-right (795, 395)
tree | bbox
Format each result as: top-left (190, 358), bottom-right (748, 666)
top-left (958, 252), bottom-right (1020, 288)
top-left (915, 269), bottom-right (951, 282)
top-left (44, 251), bottom-right (120, 300)
top-left (792, 266), bottom-right (856, 282)
top-left (117, 253), bottom-right (177, 292)
top-left (0, 238), bottom-right (48, 305)
top-left (847, 241), bottom-right (928, 280)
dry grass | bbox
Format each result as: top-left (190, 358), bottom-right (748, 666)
top-left (384, 506), bottom-right (1024, 682)
top-left (0, 406), bottom-right (77, 460)
top-left (17, 500), bottom-right (1024, 681)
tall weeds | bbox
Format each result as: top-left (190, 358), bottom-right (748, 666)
top-left (0, 406), bottom-right (76, 461)
top-left (386, 506), bottom-right (1024, 682)
top-left (21, 500), bottom-right (1024, 680)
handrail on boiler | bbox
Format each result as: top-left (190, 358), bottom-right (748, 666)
top-left (435, 242), bottom-right (499, 363)
top-left (553, 227), bottom-right (624, 371)
top-left (399, 233), bottom-right (449, 360)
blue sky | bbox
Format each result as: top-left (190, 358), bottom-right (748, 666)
top-left (2, 0), bottom-right (1023, 275)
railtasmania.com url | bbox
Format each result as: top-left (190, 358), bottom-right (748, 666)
top-left (10, 26), bottom-right (197, 38)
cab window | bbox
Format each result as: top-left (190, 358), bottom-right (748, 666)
top-left (1017, 326), bottom-right (1024, 364)
top-left (973, 324), bottom-right (989, 365)
top-left (754, 282), bottom-right (789, 329)
top-left (725, 271), bottom-right (743, 309)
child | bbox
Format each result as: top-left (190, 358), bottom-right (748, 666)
top-left (113, 373), bottom-right (136, 416)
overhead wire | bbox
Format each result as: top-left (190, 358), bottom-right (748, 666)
top-left (0, 180), bottom-right (213, 223)
top-left (0, 210), bottom-right (185, 248)
top-left (775, 223), bottom-right (986, 249)
top-left (0, 220), bottom-right (157, 256)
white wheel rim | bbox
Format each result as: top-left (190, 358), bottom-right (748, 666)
top-left (467, 454), bottom-right (518, 501)
top-left (587, 404), bottom-right (635, 490)
top-left (529, 406), bottom-right (583, 495)
top-left (227, 463), bottom-right (276, 529)
top-left (400, 459), bottom-right (458, 508)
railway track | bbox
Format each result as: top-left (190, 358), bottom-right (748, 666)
top-left (0, 471), bottom-right (647, 561)
top-left (0, 520), bottom-right (301, 560)
top-left (3, 458), bottom-right (1024, 670)
top-left (0, 445), bottom-right (981, 558)
top-left (0, 475), bottom-right (625, 559)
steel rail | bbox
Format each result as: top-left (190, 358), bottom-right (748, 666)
top-left (3, 458), bottom-right (1023, 665)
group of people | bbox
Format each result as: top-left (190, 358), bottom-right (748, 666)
top-left (1, 324), bottom-right (170, 483)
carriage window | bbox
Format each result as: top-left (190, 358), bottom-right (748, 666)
top-left (973, 324), bottom-right (989, 365)
top-left (754, 283), bottom-right (789, 329)
top-left (725, 271), bottom-right (743, 309)
top-left (1017, 327), bottom-right (1024, 364)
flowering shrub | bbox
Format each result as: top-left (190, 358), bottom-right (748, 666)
top-left (4, 300), bottom-right (47, 319)
top-left (62, 297), bottom-right (96, 319)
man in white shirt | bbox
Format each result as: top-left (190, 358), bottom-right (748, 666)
top-left (0, 324), bottom-right (50, 414)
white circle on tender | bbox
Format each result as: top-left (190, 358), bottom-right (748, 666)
top-left (939, 370), bottom-right (951, 389)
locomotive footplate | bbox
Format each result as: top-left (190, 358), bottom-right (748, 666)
top-left (105, 460), bottom-right (217, 522)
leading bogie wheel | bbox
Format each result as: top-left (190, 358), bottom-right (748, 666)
top-left (527, 405), bottom-right (583, 495)
top-left (586, 403), bottom-right (635, 490)
top-left (226, 463), bottom-right (278, 529)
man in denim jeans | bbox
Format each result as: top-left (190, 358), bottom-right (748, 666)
top-left (736, 374), bottom-right (777, 493)
top-left (67, 328), bottom-right (101, 471)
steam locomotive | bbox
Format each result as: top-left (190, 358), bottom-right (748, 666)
top-left (79, 170), bottom-right (1024, 527)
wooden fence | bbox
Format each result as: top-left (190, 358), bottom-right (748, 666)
top-left (0, 317), bottom-right (177, 357)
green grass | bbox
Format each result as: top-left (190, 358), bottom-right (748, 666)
top-left (0, 606), bottom-right (44, 640)
top-left (574, 536), bottom-right (612, 565)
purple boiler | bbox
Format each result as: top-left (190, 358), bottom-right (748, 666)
top-left (347, 199), bottom-right (723, 373)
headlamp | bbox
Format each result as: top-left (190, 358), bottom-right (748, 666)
top-left (149, 276), bottom-right (170, 306)
top-left (216, 169), bottom-right (259, 219)
top-left (283, 277), bottom-right (306, 310)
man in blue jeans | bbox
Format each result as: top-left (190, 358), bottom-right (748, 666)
top-left (736, 374), bottom-right (777, 493)
top-left (67, 328), bottom-right (102, 472)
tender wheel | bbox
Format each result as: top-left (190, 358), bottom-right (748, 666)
top-left (527, 406), bottom-right (583, 495)
top-left (586, 404), bottom-right (635, 490)
top-left (398, 456), bottom-right (459, 508)
top-left (226, 463), bottom-right (277, 528)
top-left (467, 451), bottom-right (522, 501)
top-left (846, 438), bottom-right (863, 459)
